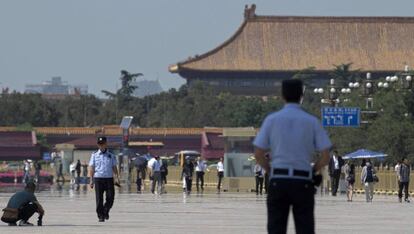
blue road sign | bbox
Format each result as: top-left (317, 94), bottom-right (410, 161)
top-left (42, 152), bottom-right (52, 161)
top-left (321, 107), bottom-right (360, 127)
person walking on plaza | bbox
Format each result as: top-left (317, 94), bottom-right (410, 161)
top-left (216, 157), bottom-right (224, 193)
top-left (195, 157), bottom-right (207, 193)
top-left (75, 160), bottom-right (81, 178)
top-left (150, 155), bottom-right (162, 194)
top-left (361, 161), bottom-right (376, 202)
top-left (181, 157), bottom-right (194, 195)
top-left (328, 150), bottom-right (344, 196)
top-left (160, 159), bottom-right (168, 194)
top-left (395, 160), bottom-right (402, 192)
top-left (398, 157), bottom-right (410, 203)
top-left (56, 160), bottom-right (65, 183)
top-left (23, 160), bottom-right (31, 184)
top-left (88, 136), bottom-right (120, 222)
top-left (34, 161), bottom-right (41, 183)
top-left (343, 161), bottom-right (355, 202)
top-left (254, 162), bottom-right (264, 195)
top-left (395, 160), bottom-right (402, 175)
top-left (254, 79), bottom-right (332, 234)
top-left (69, 161), bottom-right (76, 184)
top-left (82, 161), bottom-right (88, 177)
top-left (134, 156), bottom-right (147, 193)
top-left (1, 182), bottom-right (45, 226)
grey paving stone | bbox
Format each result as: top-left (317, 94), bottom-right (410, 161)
top-left (0, 187), bottom-right (412, 234)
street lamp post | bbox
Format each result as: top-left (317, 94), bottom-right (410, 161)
top-left (363, 72), bottom-right (375, 109)
top-left (313, 79), bottom-right (346, 106)
top-left (312, 66), bottom-right (412, 125)
top-left (400, 65), bottom-right (413, 90)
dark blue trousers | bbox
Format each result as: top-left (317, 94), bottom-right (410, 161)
top-left (267, 179), bottom-right (315, 234)
top-left (94, 178), bottom-right (114, 218)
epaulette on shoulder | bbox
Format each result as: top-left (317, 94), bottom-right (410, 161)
top-left (107, 151), bottom-right (116, 158)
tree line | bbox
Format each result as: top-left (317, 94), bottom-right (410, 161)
top-left (0, 82), bottom-right (282, 128)
top-left (1, 65), bottom-right (414, 163)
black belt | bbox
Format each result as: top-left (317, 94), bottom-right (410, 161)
top-left (273, 168), bottom-right (310, 178)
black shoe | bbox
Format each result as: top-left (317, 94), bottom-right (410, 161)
top-left (8, 222), bottom-right (17, 226)
top-left (98, 218), bottom-right (105, 222)
top-left (104, 213), bottom-right (109, 220)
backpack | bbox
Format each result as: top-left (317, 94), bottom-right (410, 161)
top-left (365, 166), bottom-right (374, 182)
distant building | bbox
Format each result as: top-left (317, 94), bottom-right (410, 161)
top-left (25, 77), bottom-right (88, 96)
top-left (169, 4), bottom-right (414, 95)
top-left (0, 131), bottom-right (42, 161)
top-left (132, 80), bottom-right (163, 97)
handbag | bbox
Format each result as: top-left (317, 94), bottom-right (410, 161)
top-left (373, 174), bottom-right (379, 183)
top-left (1, 208), bottom-right (18, 223)
top-left (346, 175), bottom-right (355, 184)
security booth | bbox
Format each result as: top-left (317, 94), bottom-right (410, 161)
top-left (129, 141), bottom-right (164, 155)
top-left (174, 150), bottom-right (201, 166)
top-left (54, 143), bottom-right (75, 174)
top-left (219, 128), bottom-right (257, 192)
top-left (119, 116), bottom-right (134, 185)
top-left (222, 127), bottom-right (257, 177)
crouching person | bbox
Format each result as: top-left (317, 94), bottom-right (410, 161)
top-left (1, 182), bottom-right (44, 226)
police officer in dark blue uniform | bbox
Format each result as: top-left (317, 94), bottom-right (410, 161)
top-left (254, 79), bottom-right (332, 234)
top-left (88, 136), bottom-right (120, 222)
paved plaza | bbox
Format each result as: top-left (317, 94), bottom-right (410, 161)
top-left (0, 186), bottom-right (413, 234)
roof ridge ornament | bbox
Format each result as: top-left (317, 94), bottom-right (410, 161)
top-left (244, 4), bottom-right (256, 20)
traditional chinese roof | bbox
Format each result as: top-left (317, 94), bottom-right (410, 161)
top-left (0, 127), bottom-right (223, 136)
top-left (169, 5), bottom-right (414, 74)
top-left (131, 128), bottom-right (222, 136)
top-left (0, 131), bottom-right (37, 147)
top-left (201, 132), bottom-right (224, 159)
top-left (0, 131), bottom-right (41, 160)
top-left (61, 136), bottom-right (121, 149)
top-left (129, 141), bottom-right (164, 147)
top-left (35, 127), bottom-right (100, 135)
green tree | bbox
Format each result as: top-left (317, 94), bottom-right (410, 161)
top-left (329, 63), bottom-right (361, 86)
top-left (102, 70), bottom-right (143, 99)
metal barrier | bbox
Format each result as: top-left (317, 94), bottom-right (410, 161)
top-left (353, 169), bottom-right (414, 195)
top-left (43, 165), bottom-right (414, 194)
top-left (129, 166), bottom-right (255, 192)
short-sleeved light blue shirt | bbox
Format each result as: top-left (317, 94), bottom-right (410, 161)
top-left (89, 149), bottom-right (117, 178)
top-left (253, 103), bottom-right (332, 174)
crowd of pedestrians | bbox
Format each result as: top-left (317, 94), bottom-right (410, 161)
top-left (324, 152), bottom-right (411, 204)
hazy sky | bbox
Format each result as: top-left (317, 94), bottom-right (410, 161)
top-left (1, 0), bottom-right (413, 96)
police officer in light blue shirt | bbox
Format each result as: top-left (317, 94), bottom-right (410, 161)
top-left (254, 79), bottom-right (332, 234)
top-left (88, 136), bottom-right (120, 222)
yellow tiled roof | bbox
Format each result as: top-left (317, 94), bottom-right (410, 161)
top-left (131, 128), bottom-right (222, 136)
top-left (0, 127), bottom-right (224, 136)
top-left (34, 127), bottom-right (100, 135)
top-left (172, 14), bottom-right (414, 72)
